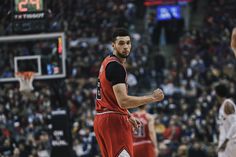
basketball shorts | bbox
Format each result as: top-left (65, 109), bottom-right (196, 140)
top-left (94, 112), bottom-right (133, 157)
top-left (133, 142), bottom-right (155, 157)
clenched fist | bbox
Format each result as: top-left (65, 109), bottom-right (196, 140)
top-left (152, 88), bottom-right (164, 102)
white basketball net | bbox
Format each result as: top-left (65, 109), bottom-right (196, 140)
top-left (16, 72), bottom-right (34, 92)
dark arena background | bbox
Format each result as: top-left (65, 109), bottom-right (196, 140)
top-left (0, 0), bottom-right (236, 157)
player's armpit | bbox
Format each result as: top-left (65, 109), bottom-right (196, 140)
top-left (224, 101), bottom-right (235, 115)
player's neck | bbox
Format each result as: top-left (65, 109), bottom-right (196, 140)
top-left (112, 53), bottom-right (126, 64)
top-left (118, 57), bottom-right (126, 64)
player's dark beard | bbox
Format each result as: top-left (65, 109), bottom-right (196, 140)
top-left (117, 52), bottom-right (129, 58)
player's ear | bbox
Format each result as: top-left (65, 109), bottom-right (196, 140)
top-left (112, 42), bottom-right (115, 48)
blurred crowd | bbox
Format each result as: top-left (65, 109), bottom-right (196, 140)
top-left (0, 0), bottom-right (236, 157)
top-left (153, 0), bottom-right (236, 157)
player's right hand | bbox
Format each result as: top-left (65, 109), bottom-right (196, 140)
top-left (128, 115), bottom-right (141, 130)
top-left (152, 88), bottom-right (164, 102)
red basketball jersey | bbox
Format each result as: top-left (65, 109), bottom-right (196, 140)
top-left (132, 112), bottom-right (152, 143)
top-left (132, 112), bottom-right (156, 157)
top-left (94, 55), bottom-right (133, 157)
top-left (96, 55), bottom-right (128, 115)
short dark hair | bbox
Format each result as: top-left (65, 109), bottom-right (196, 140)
top-left (112, 28), bottom-right (130, 42)
top-left (215, 83), bottom-right (229, 98)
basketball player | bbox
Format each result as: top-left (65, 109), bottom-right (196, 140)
top-left (215, 83), bottom-right (236, 157)
top-left (93, 28), bottom-right (164, 157)
top-left (132, 105), bottom-right (158, 157)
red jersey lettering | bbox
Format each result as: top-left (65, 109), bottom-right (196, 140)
top-left (132, 113), bottom-right (152, 142)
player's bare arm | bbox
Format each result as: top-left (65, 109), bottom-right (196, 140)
top-left (148, 114), bottom-right (158, 156)
top-left (231, 27), bottom-right (236, 57)
top-left (113, 83), bottom-right (164, 109)
top-left (219, 99), bottom-right (236, 152)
